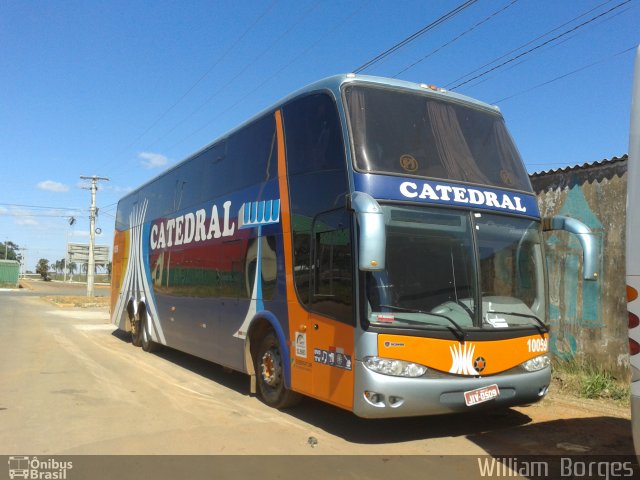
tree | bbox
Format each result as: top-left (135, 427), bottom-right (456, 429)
top-left (36, 258), bottom-right (50, 280)
top-left (1, 241), bottom-right (20, 261)
top-left (68, 262), bottom-right (77, 276)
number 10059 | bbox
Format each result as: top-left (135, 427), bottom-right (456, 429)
top-left (527, 338), bottom-right (548, 353)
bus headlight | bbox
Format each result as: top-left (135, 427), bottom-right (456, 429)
top-left (522, 355), bottom-right (550, 372)
top-left (364, 356), bottom-right (427, 377)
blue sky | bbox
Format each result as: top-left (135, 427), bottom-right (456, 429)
top-left (1, 0), bottom-right (638, 271)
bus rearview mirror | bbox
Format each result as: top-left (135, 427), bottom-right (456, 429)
top-left (542, 215), bottom-right (598, 281)
top-left (351, 192), bottom-right (386, 271)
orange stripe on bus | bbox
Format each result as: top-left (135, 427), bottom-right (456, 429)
top-left (275, 110), bottom-right (313, 395)
top-left (110, 229), bottom-right (129, 317)
top-left (378, 333), bottom-right (550, 375)
top-left (275, 110), bottom-right (354, 409)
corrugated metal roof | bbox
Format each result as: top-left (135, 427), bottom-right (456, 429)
top-left (529, 155), bottom-right (628, 177)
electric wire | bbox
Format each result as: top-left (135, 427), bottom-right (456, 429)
top-left (102, 0), bottom-right (278, 172)
top-left (141, 0), bottom-right (373, 162)
top-left (448, 0), bottom-right (631, 91)
top-left (353, 0), bottom-right (478, 74)
top-left (445, 0), bottom-right (615, 88)
top-left (457, 3), bottom-right (635, 91)
top-left (393, 0), bottom-right (519, 78)
top-left (492, 45), bottom-right (637, 104)
top-left (141, 0), bottom-right (322, 155)
top-left (0, 203), bottom-right (83, 211)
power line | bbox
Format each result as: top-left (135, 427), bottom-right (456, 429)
top-left (0, 213), bottom-right (79, 218)
top-left (102, 0), bottom-right (278, 172)
top-left (393, 0), bottom-right (519, 78)
top-left (444, 0), bottom-right (615, 88)
top-left (0, 202), bottom-right (83, 211)
top-left (448, 0), bottom-right (631, 91)
top-left (121, 0), bottom-right (372, 167)
top-left (456, 3), bottom-right (634, 91)
top-left (492, 45), bottom-right (637, 104)
top-left (353, 0), bottom-right (478, 74)
top-left (139, 0), bottom-right (322, 156)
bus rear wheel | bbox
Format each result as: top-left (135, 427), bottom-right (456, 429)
top-left (130, 313), bottom-right (142, 347)
top-left (255, 332), bottom-right (302, 409)
top-left (141, 311), bottom-right (160, 353)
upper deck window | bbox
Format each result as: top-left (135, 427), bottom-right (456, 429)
top-left (344, 84), bottom-right (532, 192)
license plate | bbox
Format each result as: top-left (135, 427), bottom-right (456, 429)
top-left (464, 384), bottom-right (500, 406)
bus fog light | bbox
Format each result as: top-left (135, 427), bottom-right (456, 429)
top-left (522, 355), bottom-right (550, 372)
top-left (364, 391), bottom-right (385, 406)
top-left (364, 356), bottom-right (427, 377)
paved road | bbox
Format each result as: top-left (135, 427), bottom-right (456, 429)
top-left (0, 284), bottom-right (636, 477)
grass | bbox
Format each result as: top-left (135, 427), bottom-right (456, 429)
top-left (552, 358), bottom-right (630, 406)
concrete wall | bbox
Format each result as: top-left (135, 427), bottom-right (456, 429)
top-left (530, 156), bottom-right (628, 378)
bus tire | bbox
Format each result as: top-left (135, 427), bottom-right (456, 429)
top-left (131, 314), bottom-right (142, 347)
top-left (141, 310), bottom-right (160, 353)
top-left (255, 331), bottom-right (302, 409)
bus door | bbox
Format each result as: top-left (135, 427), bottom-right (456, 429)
top-left (290, 208), bottom-right (355, 410)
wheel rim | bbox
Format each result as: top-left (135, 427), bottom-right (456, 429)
top-left (261, 347), bottom-right (282, 388)
top-left (132, 317), bottom-right (139, 336)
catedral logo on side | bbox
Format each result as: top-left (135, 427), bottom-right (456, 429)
top-left (149, 200), bottom-right (236, 251)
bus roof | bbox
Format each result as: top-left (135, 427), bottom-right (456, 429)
top-left (118, 74), bottom-right (502, 204)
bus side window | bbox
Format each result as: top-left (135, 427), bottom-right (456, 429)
top-left (226, 113), bottom-right (277, 193)
top-left (200, 141), bottom-right (226, 202)
top-left (282, 93), bottom-right (349, 309)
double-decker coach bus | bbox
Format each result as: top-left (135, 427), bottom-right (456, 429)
top-left (111, 74), bottom-right (597, 418)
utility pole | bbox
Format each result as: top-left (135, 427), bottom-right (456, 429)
top-left (81, 175), bottom-right (109, 297)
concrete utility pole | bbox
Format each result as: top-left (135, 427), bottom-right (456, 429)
top-left (80, 175), bottom-right (109, 297)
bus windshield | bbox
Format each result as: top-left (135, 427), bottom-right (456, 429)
top-left (344, 84), bottom-right (532, 192)
top-left (365, 205), bottom-right (547, 332)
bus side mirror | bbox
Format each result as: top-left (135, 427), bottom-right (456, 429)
top-left (351, 192), bottom-right (386, 271)
top-left (542, 215), bottom-right (598, 281)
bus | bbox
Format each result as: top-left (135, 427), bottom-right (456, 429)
top-left (111, 74), bottom-right (597, 418)
top-left (628, 46), bottom-right (640, 454)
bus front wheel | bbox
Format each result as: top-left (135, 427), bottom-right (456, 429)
top-left (255, 332), bottom-right (302, 409)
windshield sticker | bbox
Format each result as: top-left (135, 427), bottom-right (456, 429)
top-left (295, 332), bottom-right (307, 358)
top-left (376, 314), bottom-right (395, 323)
top-left (314, 348), bottom-right (352, 370)
top-left (486, 317), bottom-right (509, 328)
top-left (399, 154), bottom-right (419, 173)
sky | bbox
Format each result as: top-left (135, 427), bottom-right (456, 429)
top-left (1, 0), bottom-right (638, 271)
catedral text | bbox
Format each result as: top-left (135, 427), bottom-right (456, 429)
top-left (399, 181), bottom-right (528, 213)
top-left (150, 200), bottom-right (236, 251)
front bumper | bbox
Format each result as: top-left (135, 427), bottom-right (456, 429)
top-left (352, 361), bottom-right (550, 418)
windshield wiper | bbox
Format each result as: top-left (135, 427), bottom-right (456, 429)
top-left (485, 310), bottom-right (548, 332)
top-left (377, 304), bottom-right (466, 340)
